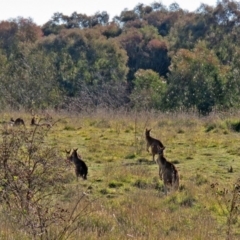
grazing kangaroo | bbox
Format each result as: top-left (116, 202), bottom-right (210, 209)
top-left (31, 116), bottom-right (52, 128)
top-left (145, 128), bottom-right (165, 162)
top-left (156, 146), bottom-right (179, 195)
top-left (66, 148), bottom-right (88, 180)
top-left (10, 117), bottom-right (25, 126)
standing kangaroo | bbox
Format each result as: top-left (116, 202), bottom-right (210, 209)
top-left (156, 146), bottom-right (179, 195)
top-left (145, 128), bottom-right (165, 162)
top-left (66, 148), bottom-right (88, 180)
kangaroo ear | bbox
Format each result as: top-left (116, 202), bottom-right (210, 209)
top-left (74, 148), bottom-right (78, 152)
top-left (157, 146), bottom-right (165, 152)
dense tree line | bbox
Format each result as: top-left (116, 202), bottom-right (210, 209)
top-left (0, 0), bottom-right (240, 114)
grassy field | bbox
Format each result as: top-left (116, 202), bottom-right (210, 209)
top-left (0, 109), bottom-right (240, 240)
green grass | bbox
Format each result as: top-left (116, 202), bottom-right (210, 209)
top-left (0, 109), bottom-right (240, 239)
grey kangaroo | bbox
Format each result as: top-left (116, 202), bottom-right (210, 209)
top-left (156, 146), bottom-right (179, 195)
top-left (31, 116), bottom-right (52, 128)
top-left (66, 148), bottom-right (88, 180)
top-left (11, 117), bottom-right (25, 126)
top-left (145, 128), bottom-right (165, 162)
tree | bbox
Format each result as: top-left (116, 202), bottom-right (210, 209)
top-left (224, 47), bottom-right (240, 108)
top-left (165, 41), bottom-right (228, 114)
top-left (119, 9), bottom-right (139, 23)
top-left (130, 69), bottom-right (166, 110)
top-left (15, 17), bottom-right (43, 42)
top-left (0, 21), bottom-right (18, 55)
top-left (1, 43), bottom-right (61, 109)
top-left (118, 26), bottom-right (170, 89)
top-left (0, 125), bottom-right (68, 238)
top-left (40, 27), bottom-right (129, 103)
top-left (0, 18), bottom-right (42, 56)
top-left (101, 22), bottom-right (122, 38)
top-left (145, 4), bottom-right (182, 36)
top-left (133, 3), bottom-right (153, 19)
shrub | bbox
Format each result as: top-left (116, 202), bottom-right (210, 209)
top-left (0, 125), bottom-right (91, 239)
top-left (0, 126), bottom-right (69, 238)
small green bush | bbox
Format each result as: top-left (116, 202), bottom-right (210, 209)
top-left (108, 181), bottom-right (124, 188)
top-left (205, 123), bottom-right (217, 132)
top-left (63, 125), bottom-right (76, 131)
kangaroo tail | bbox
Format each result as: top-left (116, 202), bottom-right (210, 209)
top-left (172, 171), bottom-right (179, 191)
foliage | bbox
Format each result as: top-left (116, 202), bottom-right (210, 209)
top-left (0, 17), bottom-right (42, 56)
top-left (40, 28), bottom-right (128, 99)
top-left (0, 125), bottom-right (67, 238)
top-left (211, 179), bottom-right (240, 240)
top-left (1, 1), bottom-right (240, 113)
top-left (0, 45), bottom-right (61, 110)
top-left (118, 25), bottom-right (170, 85)
top-left (165, 41), bottom-right (228, 114)
top-left (130, 69), bottom-right (166, 109)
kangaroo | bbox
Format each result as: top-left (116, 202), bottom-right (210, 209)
top-left (66, 148), bottom-right (88, 180)
top-left (31, 116), bottom-right (52, 128)
top-left (145, 128), bottom-right (165, 162)
top-left (65, 149), bottom-right (81, 165)
top-left (10, 117), bottom-right (25, 126)
top-left (156, 146), bottom-right (179, 195)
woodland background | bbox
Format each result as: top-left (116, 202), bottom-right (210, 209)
top-left (0, 0), bottom-right (240, 114)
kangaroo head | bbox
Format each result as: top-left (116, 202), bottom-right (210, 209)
top-left (73, 148), bottom-right (78, 154)
top-left (145, 128), bottom-right (151, 136)
top-left (72, 148), bottom-right (82, 159)
top-left (65, 149), bottom-right (72, 162)
top-left (65, 149), bottom-right (71, 155)
top-left (157, 145), bottom-right (165, 155)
